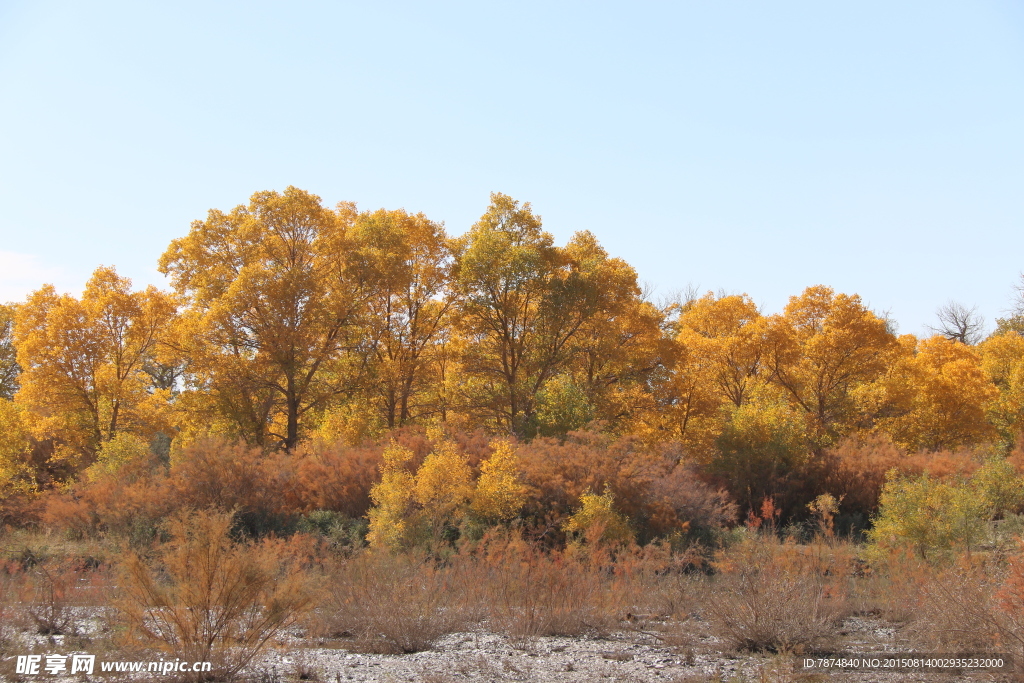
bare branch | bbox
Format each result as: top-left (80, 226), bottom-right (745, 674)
top-left (927, 300), bottom-right (984, 345)
top-left (1012, 272), bottom-right (1024, 318)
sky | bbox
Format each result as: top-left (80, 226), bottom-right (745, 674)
top-left (1, 1), bottom-right (1022, 336)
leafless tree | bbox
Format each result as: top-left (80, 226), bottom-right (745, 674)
top-left (994, 273), bottom-right (1024, 335)
top-left (1012, 273), bottom-right (1024, 318)
top-left (928, 300), bottom-right (984, 345)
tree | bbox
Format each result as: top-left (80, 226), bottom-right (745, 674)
top-left (351, 208), bottom-right (455, 428)
top-left (365, 442), bottom-right (417, 550)
top-left (365, 433), bottom-right (475, 550)
top-left (928, 300), bottom-right (984, 345)
top-left (871, 335), bottom-right (997, 452)
top-left (711, 387), bottom-right (810, 513)
top-left (979, 330), bottom-right (1024, 445)
top-left (470, 440), bottom-right (526, 523)
top-left (454, 194), bottom-right (618, 435)
top-left (766, 286), bottom-right (897, 446)
top-left (14, 267), bottom-right (175, 469)
top-left (159, 187), bottom-right (373, 450)
top-left (0, 399), bottom-right (33, 493)
top-left (563, 486), bottom-right (634, 546)
top-left (994, 274), bottom-right (1024, 336)
top-left (868, 460), bottom-right (1024, 559)
top-left (676, 292), bottom-right (767, 408)
top-left (0, 304), bottom-right (18, 399)
top-left (868, 471), bottom-right (989, 560)
top-left (559, 233), bottom-right (669, 437)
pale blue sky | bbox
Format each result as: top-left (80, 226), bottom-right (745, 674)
top-left (1, 1), bottom-right (1022, 335)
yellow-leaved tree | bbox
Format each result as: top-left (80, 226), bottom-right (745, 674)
top-left (365, 442), bottom-right (417, 550)
top-left (980, 331), bottom-right (1024, 447)
top-left (13, 267), bottom-right (175, 474)
top-left (766, 285), bottom-right (897, 448)
top-left (367, 434), bottom-right (527, 550)
top-left (869, 335), bottom-right (997, 452)
top-left (350, 208), bottom-right (456, 430)
top-left (160, 187), bottom-right (374, 450)
top-left (470, 440), bottom-right (526, 523)
top-left (555, 232), bottom-right (670, 438)
top-left (0, 303), bottom-right (18, 399)
top-left (0, 399), bottom-right (33, 494)
top-left (661, 292), bottom-right (769, 460)
top-left (676, 292), bottom-right (767, 408)
top-left (563, 486), bottom-right (634, 546)
top-left (413, 436), bottom-right (474, 542)
top-left (454, 194), bottom-right (653, 436)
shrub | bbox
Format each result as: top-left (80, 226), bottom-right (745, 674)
top-left (317, 550), bottom-right (470, 653)
top-left (867, 460), bottom-right (1024, 560)
top-left (469, 440), bottom-right (526, 524)
top-left (822, 433), bottom-right (905, 524)
top-left (22, 562), bottom-right (83, 636)
top-left (911, 556), bottom-right (1003, 654)
top-left (117, 509), bottom-right (311, 681)
top-left (42, 451), bottom-right (171, 543)
top-left (911, 541), bottom-right (1024, 666)
top-left (868, 472), bottom-right (987, 560)
top-left (703, 534), bottom-right (849, 653)
top-left (563, 486), bottom-right (634, 547)
top-left (365, 443), bottom-right (417, 550)
top-left (644, 460), bottom-right (737, 542)
top-left (295, 510), bottom-right (366, 551)
top-left (366, 434), bottom-right (526, 551)
top-left (170, 440), bottom-right (298, 537)
top-left (290, 436), bottom-right (393, 518)
top-left (710, 392), bottom-right (810, 516)
top-left (517, 430), bottom-right (729, 543)
top-left (823, 434), bottom-right (993, 529)
top-left (471, 533), bottom-right (625, 649)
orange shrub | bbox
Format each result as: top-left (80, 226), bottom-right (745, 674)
top-left (517, 430), bottom-right (735, 543)
top-left (41, 451), bottom-right (171, 541)
top-left (290, 440), bottom-right (396, 518)
top-left (823, 433), bottom-right (984, 525)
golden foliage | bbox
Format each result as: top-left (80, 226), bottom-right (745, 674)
top-left (870, 335), bottom-right (997, 451)
top-left (676, 292), bottom-right (767, 408)
top-left (563, 485), bottom-right (634, 546)
top-left (366, 442), bottom-right (417, 550)
top-left (980, 330), bottom-right (1024, 445)
top-left (13, 267), bottom-right (174, 471)
top-left (0, 398), bottom-right (33, 493)
top-left (86, 431), bottom-right (151, 480)
top-left (767, 285), bottom-right (897, 445)
top-left (0, 303), bottom-right (18, 399)
top-left (470, 440), bottom-right (526, 523)
top-left (413, 436), bottom-right (473, 539)
top-left (159, 187), bottom-right (368, 450)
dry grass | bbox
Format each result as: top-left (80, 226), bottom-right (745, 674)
top-left (19, 505), bottom-right (1024, 678)
top-left (116, 508), bottom-right (312, 682)
top-left (315, 550), bottom-right (472, 654)
top-left (908, 557), bottom-right (1003, 655)
top-left (702, 534), bottom-right (852, 654)
top-left (313, 533), bottom-right (672, 653)
top-left (476, 538), bottom-right (622, 648)
top-left (848, 546), bottom-right (934, 625)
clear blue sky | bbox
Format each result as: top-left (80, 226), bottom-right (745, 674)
top-left (2, 1), bottom-right (1022, 335)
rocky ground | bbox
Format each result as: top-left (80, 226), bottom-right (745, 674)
top-left (251, 616), bottom-right (1009, 683)
top-left (2, 609), bottom-right (1017, 683)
